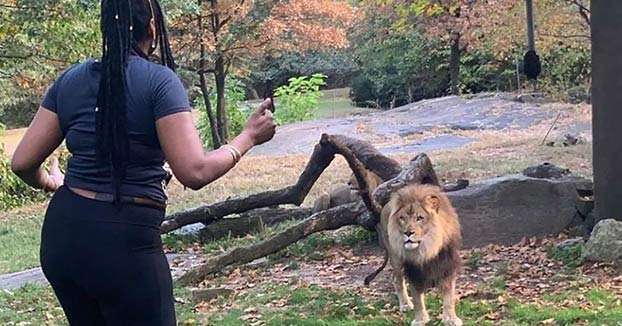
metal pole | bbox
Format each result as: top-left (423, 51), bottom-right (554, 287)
top-left (526, 0), bottom-right (536, 51)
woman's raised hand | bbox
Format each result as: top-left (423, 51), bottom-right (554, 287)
top-left (243, 99), bottom-right (277, 146)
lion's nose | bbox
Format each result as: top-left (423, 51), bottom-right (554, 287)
top-left (404, 231), bottom-right (414, 237)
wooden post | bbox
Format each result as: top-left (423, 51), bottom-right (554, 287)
top-left (525, 0), bottom-right (536, 52)
top-left (591, 1), bottom-right (622, 223)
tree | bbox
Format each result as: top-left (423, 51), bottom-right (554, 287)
top-left (591, 0), bottom-right (622, 223)
top-left (170, 0), bottom-right (358, 147)
top-left (349, 2), bottom-right (447, 108)
top-left (0, 0), bottom-right (99, 127)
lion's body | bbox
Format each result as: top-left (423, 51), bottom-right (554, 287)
top-left (312, 170), bottom-right (384, 214)
top-left (378, 184), bottom-right (463, 326)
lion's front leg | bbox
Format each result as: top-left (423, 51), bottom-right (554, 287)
top-left (440, 277), bottom-right (462, 326)
top-left (410, 286), bottom-right (430, 326)
top-left (392, 267), bottom-right (413, 312)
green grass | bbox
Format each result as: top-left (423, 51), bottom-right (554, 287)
top-left (5, 282), bottom-right (621, 326)
top-left (547, 243), bottom-right (585, 268)
top-left (0, 213), bottom-right (44, 274)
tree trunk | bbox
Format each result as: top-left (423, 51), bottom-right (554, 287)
top-left (199, 72), bottom-right (221, 149)
top-left (449, 31), bottom-right (461, 96)
top-left (198, 5), bottom-right (221, 149)
top-left (591, 1), bottom-right (622, 223)
top-left (214, 56), bottom-right (229, 142)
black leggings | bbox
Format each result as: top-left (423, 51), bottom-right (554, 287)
top-left (40, 186), bottom-right (176, 326)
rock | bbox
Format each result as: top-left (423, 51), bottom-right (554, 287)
top-left (562, 134), bottom-right (582, 146)
top-left (522, 162), bottom-right (571, 179)
top-left (448, 175), bottom-right (586, 248)
top-left (583, 219), bottom-right (622, 263)
top-left (191, 287), bottom-right (234, 303)
top-left (557, 237), bottom-right (584, 250)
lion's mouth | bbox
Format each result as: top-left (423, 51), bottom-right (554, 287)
top-left (403, 239), bottom-right (421, 250)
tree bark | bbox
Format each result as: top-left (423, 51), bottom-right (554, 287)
top-left (449, 31), bottom-right (461, 96)
top-left (198, 5), bottom-right (221, 149)
top-left (214, 56), bottom-right (229, 142)
top-left (591, 1), bottom-right (622, 223)
top-left (177, 202), bottom-right (369, 285)
top-left (199, 73), bottom-right (221, 148)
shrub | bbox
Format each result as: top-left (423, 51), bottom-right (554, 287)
top-left (0, 147), bottom-right (47, 211)
top-left (274, 74), bottom-right (326, 125)
top-left (196, 79), bottom-right (251, 148)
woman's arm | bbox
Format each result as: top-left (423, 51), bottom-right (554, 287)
top-left (156, 99), bottom-right (276, 190)
top-left (11, 108), bottom-right (65, 192)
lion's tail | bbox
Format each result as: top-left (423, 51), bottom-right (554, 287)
top-left (364, 248), bottom-right (389, 286)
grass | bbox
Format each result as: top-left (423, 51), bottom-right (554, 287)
top-left (0, 212), bottom-right (44, 274)
top-left (547, 243), bottom-right (585, 268)
top-left (3, 282), bottom-right (621, 326)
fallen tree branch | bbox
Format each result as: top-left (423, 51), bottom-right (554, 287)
top-left (177, 151), bottom-right (445, 284)
top-left (161, 135), bottom-right (402, 234)
top-left (161, 141), bottom-right (335, 233)
top-left (373, 153), bottom-right (441, 207)
top-left (177, 202), bottom-right (369, 285)
top-left (199, 207), bottom-right (313, 241)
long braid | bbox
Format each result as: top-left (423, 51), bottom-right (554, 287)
top-left (153, 0), bottom-right (176, 70)
top-left (96, 0), bottom-right (175, 204)
top-left (97, 0), bottom-right (132, 204)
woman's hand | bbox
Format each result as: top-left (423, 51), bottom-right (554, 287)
top-left (48, 157), bottom-right (65, 190)
top-left (243, 99), bottom-right (277, 146)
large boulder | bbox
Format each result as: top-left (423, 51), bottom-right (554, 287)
top-left (583, 219), bottom-right (622, 263)
top-left (448, 175), bottom-right (586, 248)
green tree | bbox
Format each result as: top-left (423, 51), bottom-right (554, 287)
top-left (0, 0), bottom-right (100, 127)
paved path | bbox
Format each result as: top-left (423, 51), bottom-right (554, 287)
top-left (0, 254), bottom-right (197, 291)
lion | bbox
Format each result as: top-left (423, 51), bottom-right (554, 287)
top-left (376, 184), bottom-right (463, 326)
top-left (312, 170), bottom-right (384, 213)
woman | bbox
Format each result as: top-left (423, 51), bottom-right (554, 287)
top-left (10, 0), bottom-right (276, 325)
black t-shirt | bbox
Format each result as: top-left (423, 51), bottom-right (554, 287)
top-left (41, 56), bottom-right (190, 204)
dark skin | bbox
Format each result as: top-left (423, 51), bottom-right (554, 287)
top-left (12, 21), bottom-right (276, 192)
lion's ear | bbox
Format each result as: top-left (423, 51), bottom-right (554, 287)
top-left (423, 195), bottom-right (440, 212)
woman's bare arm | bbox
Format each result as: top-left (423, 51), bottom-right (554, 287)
top-left (156, 99), bottom-right (276, 190)
top-left (11, 108), bottom-right (65, 191)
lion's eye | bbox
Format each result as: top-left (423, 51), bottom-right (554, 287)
top-left (399, 215), bottom-right (406, 222)
top-left (416, 215), bottom-right (424, 222)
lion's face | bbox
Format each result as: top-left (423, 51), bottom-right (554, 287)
top-left (383, 184), bottom-right (461, 264)
top-left (390, 197), bottom-right (438, 251)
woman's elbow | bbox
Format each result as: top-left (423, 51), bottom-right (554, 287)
top-left (10, 157), bottom-right (31, 177)
top-left (175, 171), bottom-right (211, 191)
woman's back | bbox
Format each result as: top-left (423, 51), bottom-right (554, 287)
top-left (43, 56), bottom-right (190, 203)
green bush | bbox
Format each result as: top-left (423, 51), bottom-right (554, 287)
top-left (540, 46), bottom-right (591, 103)
top-left (349, 74), bottom-right (378, 108)
top-left (196, 79), bottom-right (251, 148)
top-left (0, 147), bottom-right (48, 211)
top-left (274, 74), bottom-right (326, 124)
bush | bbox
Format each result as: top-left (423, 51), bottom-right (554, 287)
top-left (0, 147), bottom-right (47, 211)
top-left (196, 79), bottom-right (251, 148)
top-left (0, 85), bottom-right (40, 129)
top-left (274, 74), bottom-right (326, 125)
top-left (349, 74), bottom-right (378, 108)
top-left (0, 143), bottom-right (71, 211)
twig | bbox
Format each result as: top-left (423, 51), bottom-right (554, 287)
top-left (541, 113), bottom-right (563, 145)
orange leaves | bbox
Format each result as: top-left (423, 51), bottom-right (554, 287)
top-left (171, 0), bottom-right (359, 70)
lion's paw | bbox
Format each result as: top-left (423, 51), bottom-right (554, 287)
top-left (442, 318), bottom-right (463, 326)
top-left (410, 320), bottom-right (428, 326)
